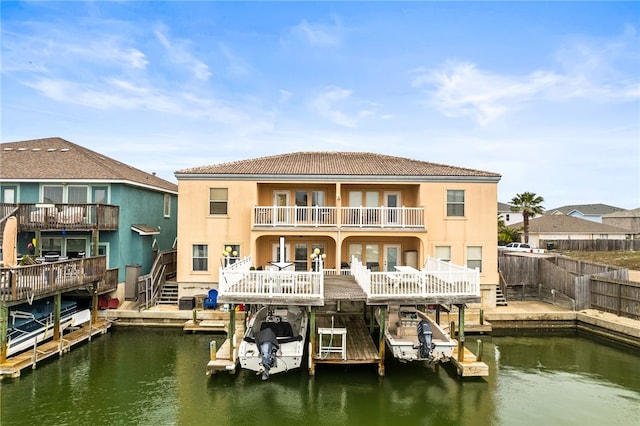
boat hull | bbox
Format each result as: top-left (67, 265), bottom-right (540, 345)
top-left (238, 305), bottom-right (308, 377)
top-left (382, 307), bottom-right (456, 363)
top-left (7, 303), bottom-right (91, 357)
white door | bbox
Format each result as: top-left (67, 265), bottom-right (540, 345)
top-left (384, 191), bottom-right (401, 225)
top-left (383, 244), bottom-right (401, 272)
top-left (274, 191), bottom-right (289, 224)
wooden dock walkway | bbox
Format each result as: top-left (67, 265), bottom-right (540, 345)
top-left (0, 319), bottom-right (112, 379)
top-left (311, 313), bottom-right (381, 373)
top-left (450, 341), bottom-right (489, 377)
top-left (202, 313), bottom-right (246, 375)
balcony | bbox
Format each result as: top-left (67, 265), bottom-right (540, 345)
top-left (0, 256), bottom-right (112, 303)
top-left (1, 203), bottom-right (119, 231)
top-left (254, 206), bottom-right (425, 229)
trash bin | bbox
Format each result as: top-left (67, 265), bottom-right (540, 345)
top-left (546, 242), bottom-right (554, 251)
top-left (125, 264), bottom-right (141, 301)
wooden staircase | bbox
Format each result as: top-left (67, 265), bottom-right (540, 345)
top-left (496, 285), bottom-right (508, 306)
top-left (157, 281), bottom-right (179, 305)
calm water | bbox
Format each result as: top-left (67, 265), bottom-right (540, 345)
top-left (1, 328), bottom-right (639, 426)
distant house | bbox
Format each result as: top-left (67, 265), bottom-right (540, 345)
top-left (0, 137), bottom-right (178, 284)
top-left (546, 203), bottom-right (623, 223)
top-left (602, 208), bottom-right (640, 238)
top-left (508, 215), bottom-right (629, 248)
top-left (498, 202), bottom-right (544, 227)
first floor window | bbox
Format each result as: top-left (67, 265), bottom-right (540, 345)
top-left (467, 246), bottom-right (482, 272)
top-left (447, 190), bottom-right (465, 217)
top-left (193, 244), bottom-right (208, 271)
top-left (435, 246), bottom-right (451, 263)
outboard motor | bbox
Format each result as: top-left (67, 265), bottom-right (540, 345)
top-left (255, 327), bottom-right (279, 380)
top-left (417, 320), bottom-right (434, 359)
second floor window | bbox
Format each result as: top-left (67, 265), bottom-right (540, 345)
top-left (447, 190), bottom-right (465, 217)
top-left (43, 185), bottom-right (88, 204)
top-left (435, 246), bottom-right (451, 263)
top-left (209, 188), bottom-right (228, 215)
top-left (164, 194), bottom-right (171, 217)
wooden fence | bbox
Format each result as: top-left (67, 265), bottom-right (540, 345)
top-left (541, 239), bottom-right (640, 251)
top-left (498, 254), bottom-right (639, 319)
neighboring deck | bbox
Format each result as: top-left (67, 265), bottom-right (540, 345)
top-left (0, 319), bottom-right (112, 379)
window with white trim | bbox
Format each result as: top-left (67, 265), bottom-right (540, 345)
top-left (435, 246), bottom-right (451, 263)
top-left (192, 244), bottom-right (208, 271)
top-left (209, 188), bottom-right (228, 215)
top-left (447, 190), bottom-right (465, 217)
top-left (466, 246), bottom-right (482, 272)
top-left (164, 194), bottom-right (171, 217)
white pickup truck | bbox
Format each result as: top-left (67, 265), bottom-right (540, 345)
top-left (498, 242), bottom-right (545, 253)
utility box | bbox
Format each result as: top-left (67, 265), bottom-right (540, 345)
top-left (404, 250), bottom-right (418, 269)
top-left (125, 264), bottom-right (141, 301)
top-left (179, 297), bottom-right (195, 310)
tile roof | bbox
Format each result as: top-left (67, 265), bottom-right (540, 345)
top-left (546, 203), bottom-right (623, 216)
top-left (1, 137), bottom-right (177, 193)
top-left (175, 152), bottom-right (501, 178)
top-left (508, 214), bottom-right (629, 234)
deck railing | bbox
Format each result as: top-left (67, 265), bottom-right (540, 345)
top-left (352, 256), bottom-right (479, 299)
top-left (0, 256), bottom-right (108, 303)
top-left (253, 205), bottom-right (424, 228)
top-left (219, 256), bottom-right (324, 302)
top-left (0, 203), bottom-right (119, 231)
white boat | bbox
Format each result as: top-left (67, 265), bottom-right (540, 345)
top-left (238, 305), bottom-right (308, 380)
top-left (7, 299), bottom-right (92, 357)
top-left (381, 305), bottom-right (456, 364)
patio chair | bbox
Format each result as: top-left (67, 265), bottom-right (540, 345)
top-left (203, 289), bottom-right (218, 310)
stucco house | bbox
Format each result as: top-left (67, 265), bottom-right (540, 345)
top-left (174, 152), bottom-right (501, 307)
top-left (0, 137), bottom-right (178, 286)
top-left (546, 203), bottom-right (623, 223)
top-left (508, 214), bottom-right (629, 247)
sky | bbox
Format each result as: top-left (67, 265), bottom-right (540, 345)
top-left (1, 1), bottom-right (639, 210)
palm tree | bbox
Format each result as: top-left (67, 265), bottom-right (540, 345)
top-left (510, 192), bottom-right (545, 243)
top-left (498, 214), bottom-right (521, 245)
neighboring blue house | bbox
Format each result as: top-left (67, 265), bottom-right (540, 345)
top-left (0, 137), bottom-right (178, 283)
top-left (546, 203), bottom-right (624, 223)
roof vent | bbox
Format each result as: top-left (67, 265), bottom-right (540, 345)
top-left (32, 148), bottom-right (42, 151)
top-left (47, 148), bottom-right (56, 152)
top-left (18, 148), bottom-right (27, 151)
top-left (3, 148), bottom-right (13, 151)
top-left (61, 148), bottom-right (70, 152)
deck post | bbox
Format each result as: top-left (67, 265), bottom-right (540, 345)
top-left (53, 293), bottom-right (61, 341)
top-left (0, 302), bottom-right (7, 363)
top-left (91, 287), bottom-right (99, 325)
top-left (229, 304), bottom-right (236, 360)
top-left (309, 307), bottom-right (316, 376)
top-left (457, 304), bottom-right (465, 362)
top-left (435, 304), bottom-right (441, 325)
top-left (377, 306), bottom-right (385, 376)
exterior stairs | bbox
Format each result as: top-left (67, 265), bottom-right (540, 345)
top-left (157, 281), bottom-right (179, 305)
top-left (496, 285), bottom-right (508, 306)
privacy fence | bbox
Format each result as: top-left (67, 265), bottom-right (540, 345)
top-left (498, 254), bottom-right (639, 320)
top-left (540, 239), bottom-right (640, 251)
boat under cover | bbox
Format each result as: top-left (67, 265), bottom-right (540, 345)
top-left (238, 305), bottom-right (308, 380)
top-left (7, 298), bottom-right (91, 357)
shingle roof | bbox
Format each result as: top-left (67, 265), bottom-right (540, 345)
top-left (175, 152), bottom-right (501, 178)
top-left (508, 214), bottom-right (629, 234)
top-left (603, 208), bottom-right (640, 218)
top-left (1, 137), bottom-right (177, 193)
top-left (546, 203), bottom-right (623, 216)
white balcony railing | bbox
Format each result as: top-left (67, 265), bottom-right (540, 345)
top-left (254, 205), bottom-right (424, 228)
top-left (351, 256), bottom-right (479, 300)
top-left (218, 256), bottom-right (324, 303)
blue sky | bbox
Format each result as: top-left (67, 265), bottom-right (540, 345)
top-left (2, 1), bottom-right (639, 210)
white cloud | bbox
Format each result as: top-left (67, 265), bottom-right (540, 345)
top-left (154, 25), bottom-right (211, 81)
top-left (413, 30), bottom-right (639, 126)
top-left (287, 17), bottom-right (343, 47)
top-left (309, 86), bottom-right (377, 128)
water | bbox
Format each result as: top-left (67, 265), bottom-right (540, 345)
top-left (1, 328), bottom-right (639, 426)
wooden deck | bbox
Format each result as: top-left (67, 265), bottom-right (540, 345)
top-left (312, 313), bottom-right (380, 367)
top-left (0, 319), bottom-right (112, 379)
top-left (450, 342), bottom-right (489, 377)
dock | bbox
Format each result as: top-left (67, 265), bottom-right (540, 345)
top-left (311, 313), bottom-right (381, 373)
top-left (450, 341), bottom-right (489, 377)
top-left (201, 312), bottom-right (246, 375)
top-left (0, 319), bottom-right (112, 379)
